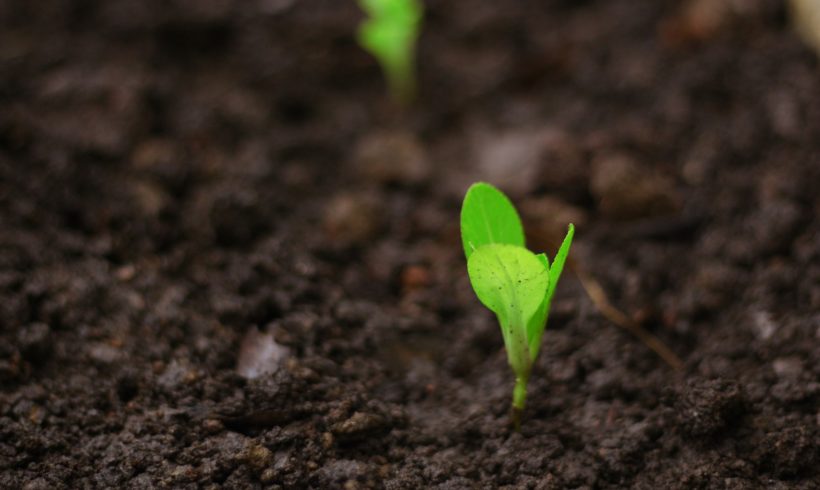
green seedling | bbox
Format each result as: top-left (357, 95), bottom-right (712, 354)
top-left (461, 182), bottom-right (574, 429)
top-left (356, 0), bottom-right (423, 105)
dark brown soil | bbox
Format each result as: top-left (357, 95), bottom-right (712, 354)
top-left (1, 0), bottom-right (819, 488)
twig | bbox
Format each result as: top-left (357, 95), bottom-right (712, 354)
top-left (530, 228), bottom-right (684, 370)
top-left (572, 265), bottom-right (684, 371)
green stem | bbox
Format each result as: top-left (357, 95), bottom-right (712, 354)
top-left (511, 375), bottom-right (528, 431)
top-left (386, 56), bottom-right (415, 106)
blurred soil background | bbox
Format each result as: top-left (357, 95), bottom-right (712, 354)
top-left (1, 0), bottom-right (819, 488)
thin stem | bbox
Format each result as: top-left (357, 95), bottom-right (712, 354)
top-left (511, 375), bottom-right (528, 431)
top-left (386, 55), bottom-right (415, 107)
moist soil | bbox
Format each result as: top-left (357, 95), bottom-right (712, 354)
top-left (1, 1), bottom-right (819, 488)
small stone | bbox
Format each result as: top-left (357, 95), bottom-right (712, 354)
top-left (520, 196), bottom-right (588, 241)
top-left (590, 153), bottom-right (680, 220)
top-left (115, 264), bottom-right (136, 281)
top-left (87, 342), bottom-right (122, 365)
top-left (321, 431), bottom-right (334, 449)
top-left (354, 130), bottom-right (430, 185)
top-left (243, 443), bottom-right (273, 471)
top-left (27, 405), bottom-right (45, 425)
top-left (661, 0), bottom-right (735, 45)
top-left (203, 418), bottom-right (224, 434)
top-left (323, 192), bottom-right (382, 247)
top-left (236, 327), bottom-right (289, 380)
top-left (131, 179), bottom-right (169, 217)
top-left (332, 411), bottom-right (386, 441)
top-left (751, 310), bottom-right (777, 340)
top-left (170, 465), bottom-right (195, 482)
top-left (400, 265), bottom-right (431, 292)
top-left (473, 127), bottom-right (543, 197)
top-left (183, 369), bottom-right (199, 383)
top-left (259, 468), bottom-right (277, 483)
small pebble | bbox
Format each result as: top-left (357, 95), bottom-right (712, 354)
top-left (236, 328), bottom-right (289, 380)
top-left (131, 180), bottom-right (169, 217)
top-left (590, 153), bottom-right (680, 220)
top-left (203, 418), bottom-right (224, 434)
top-left (243, 443), bottom-right (273, 471)
top-left (520, 196), bottom-right (588, 240)
top-left (473, 127), bottom-right (544, 196)
top-left (322, 432), bottom-right (334, 449)
top-left (87, 342), bottom-right (121, 365)
top-left (400, 265), bottom-right (431, 292)
top-left (354, 130), bottom-right (430, 185)
top-left (260, 468), bottom-right (277, 483)
top-left (323, 192), bottom-right (382, 247)
top-left (332, 411), bottom-right (385, 440)
top-left (115, 264), bottom-right (136, 281)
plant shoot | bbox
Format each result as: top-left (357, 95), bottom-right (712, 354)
top-left (356, 0), bottom-right (423, 105)
top-left (461, 182), bottom-right (574, 429)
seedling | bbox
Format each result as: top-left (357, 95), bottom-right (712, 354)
top-left (356, 0), bottom-right (423, 105)
top-left (461, 182), bottom-right (574, 429)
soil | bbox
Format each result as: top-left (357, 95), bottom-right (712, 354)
top-left (1, 0), bottom-right (819, 488)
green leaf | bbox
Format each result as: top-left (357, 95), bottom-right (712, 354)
top-left (467, 244), bottom-right (548, 374)
top-left (460, 183), bottom-right (525, 260)
top-left (526, 253), bottom-right (550, 357)
top-left (527, 224), bottom-right (575, 359)
top-left (546, 224), bottom-right (574, 306)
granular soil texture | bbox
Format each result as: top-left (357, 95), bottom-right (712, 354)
top-left (1, 0), bottom-right (819, 488)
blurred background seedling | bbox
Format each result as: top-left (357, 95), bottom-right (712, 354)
top-left (357, 0), bottom-right (423, 106)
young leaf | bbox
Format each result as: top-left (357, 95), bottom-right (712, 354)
top-left (526, 253), bottom-right (550, 358)
top-left (466, 244), bottom-right (548, 374)
top-left (527, 224), bottom-right (575, 359)
top-left (460, 182), bottom-right (525, 259)
top-left (546, 224), bottom-right (574, 307)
